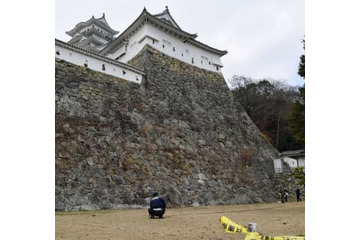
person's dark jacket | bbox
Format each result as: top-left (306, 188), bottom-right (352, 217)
top-left (150, 197), bottom-right (166, 209)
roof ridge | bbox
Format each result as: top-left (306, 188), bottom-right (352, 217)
top-left (152, 6), bottom-right (181, 30)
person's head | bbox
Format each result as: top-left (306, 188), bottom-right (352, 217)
top-left (152, 192), bottom-right (158, 198)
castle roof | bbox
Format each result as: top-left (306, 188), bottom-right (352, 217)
top-left (66, 13), bottom-right (119, 38)
top-left (152, 6), bottom-right (182, 30)
top-left (100, 7), bottom-right (227, 56)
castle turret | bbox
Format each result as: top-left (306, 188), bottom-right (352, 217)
top-left (66, 13), bottom-right (119, 53)
top-left (62, 7), bottom-right (227, 73)
top-left (100, 7), bottom-right (227, 73)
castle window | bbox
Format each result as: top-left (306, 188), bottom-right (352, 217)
top-left (102, 64), bottom-right (106, 71)
top-left (191, 58), bottom-right (194, 64)
top-left (201, 56), bottom-right (208, 63)
top-left (84, 63), bottom-right (88, 67)
top-left (123, 70), bottom-right (126, 75)
top-left (173, 47), bottom-right (176, 52)
top-left (56, 51), bottom-right (60, 55)
top-left (209, 61), bottom-right (211, 65)
top-left (163, 39), bottom-right (171, 48)
top-left (216, 66), bottom-right (219, 71)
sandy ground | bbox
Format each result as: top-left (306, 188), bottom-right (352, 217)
top-left (55, 201), bottom-right (304, 240)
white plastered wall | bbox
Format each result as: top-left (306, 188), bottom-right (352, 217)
top-left (55, 44), bottom-right (143, 84)
top-left (107, 23), bottom-right (224, 73)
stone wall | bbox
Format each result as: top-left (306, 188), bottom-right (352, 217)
top-left (274, 173), bottom-right (305, 201)
top-left (55, 45), bottom-right (280, 211)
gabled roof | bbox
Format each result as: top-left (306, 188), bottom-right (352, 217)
top-left (153, 6), bottom-right (182, 30)
top-left (66, 13), bottom-right (119, 37)
top-left (101, 7), bottom-right (198, 55)
top-left (101, 7), bottom-right (227, 56)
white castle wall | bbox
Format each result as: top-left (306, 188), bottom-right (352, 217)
top-left (106, 24), bottom-right (224, 73)
top-left (55, 40), bottom-right (143, 84)
top-left (106, 26), bottom-right (148, 61)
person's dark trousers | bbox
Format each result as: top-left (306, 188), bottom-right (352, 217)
top-left (148, 208), bottom-right (166, 218)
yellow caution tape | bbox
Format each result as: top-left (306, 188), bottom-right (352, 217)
top-left (219, 216), bottom-right (305, 240)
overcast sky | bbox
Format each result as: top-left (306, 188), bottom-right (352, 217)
top-left (55, 0), bottom-right (304, 87)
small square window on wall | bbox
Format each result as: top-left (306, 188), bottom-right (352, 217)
top-left (102, 64), bottom-right (106, 71)
top-left (201, 56), bottom-right (208, 62)
top-left (56, 51), bottom-right (60, 55)
top-left (163, 39), bottom-right (171, 47)
top-left (173, 47), bottom-right (176, 52)
top-left (191, 58), bottom-right (194, 64)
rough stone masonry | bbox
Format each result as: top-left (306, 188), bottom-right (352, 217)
top-left (55, 45), bottom-right (279, 211)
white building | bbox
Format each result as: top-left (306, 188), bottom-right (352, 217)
top-left (55, 39), bottom-right (144, 84)
top-left (100, 7), bottom-right (227, 73)
top-left (56, 7), bottom-right (228, 82)
top-left (66, 13), bottom-right (119, 53)
top-left (273, 149), bottom-right (305, 174)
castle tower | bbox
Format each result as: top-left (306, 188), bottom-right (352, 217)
top-left (100, 7), bottom-right (227, 73)
top-left (59, 7), bottom-right (227, 78)
top-left (66, 14), bottom-right (119, 53)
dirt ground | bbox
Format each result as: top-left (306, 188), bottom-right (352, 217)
top-left (55, 200), bottom-right (305, 240)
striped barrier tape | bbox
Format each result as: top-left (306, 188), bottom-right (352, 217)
top-left (219, 216), bottom-right (305, 240)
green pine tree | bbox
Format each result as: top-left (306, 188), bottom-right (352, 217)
top-left (289, 39), bottom-right (305, 148)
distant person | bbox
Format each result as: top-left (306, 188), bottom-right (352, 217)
top-left (296, 187), bottom-right (302, 202)
top-left (279, 190), bottom-right (284, 203)
top-left (148, 192), bottom-right (166, 219)
top-left (283, 189), bottom-right (288, 202)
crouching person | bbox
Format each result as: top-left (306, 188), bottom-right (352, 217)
top-left (148, 192), bottom-right (166, 219)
